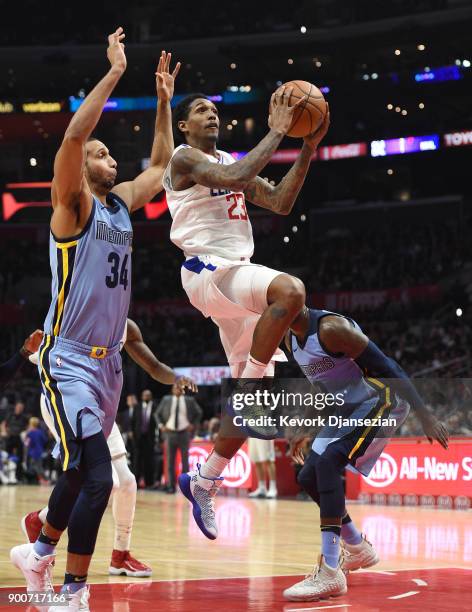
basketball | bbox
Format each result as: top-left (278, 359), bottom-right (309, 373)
top-left (272, 80), bottom-right (327, 138)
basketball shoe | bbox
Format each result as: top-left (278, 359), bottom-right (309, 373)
top-left (109, 550), bottom-right (152, 577)
top-left (49, 585), bottom-right (89, 612)
top-left (178, 463), bottom-right (223, 539)
top-left (21, 511), bottom-right (43, 543)
top-left (341, 534), bottom-right (379, 573)
top-left (10, 542), bottom-right (54, 593)
top-left (283, 554), bottom-right (347, 601)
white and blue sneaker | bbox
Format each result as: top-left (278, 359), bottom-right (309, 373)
top-left (178, 463), bottom-right (223, 540)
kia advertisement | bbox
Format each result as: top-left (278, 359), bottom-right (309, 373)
top-left (346, 438), bottom-right (472, 500)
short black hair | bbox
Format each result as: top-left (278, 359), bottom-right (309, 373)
top-left (173, 93), bottom-right (209, 144)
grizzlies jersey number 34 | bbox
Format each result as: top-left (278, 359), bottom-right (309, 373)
top-left (44, 193), bottom-right (133, 348)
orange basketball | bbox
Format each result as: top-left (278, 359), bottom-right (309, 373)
top-left (273, 80), bottom-right (327, 138)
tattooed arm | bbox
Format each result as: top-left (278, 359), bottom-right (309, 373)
top-left (244, 108), bottom-right (330, 216)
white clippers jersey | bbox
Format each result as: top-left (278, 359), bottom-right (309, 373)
top-left (163, 144), bottom-right (254, 260)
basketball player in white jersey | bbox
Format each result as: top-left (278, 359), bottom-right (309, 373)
top-left (164, 89), bottom-right (330, 539)
top-left (22, 318), bottom-right (196, 576)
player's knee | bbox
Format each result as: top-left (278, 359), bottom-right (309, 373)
top-left (268, 274), bottom-right (305, 314)
top-left (297, 457), bottom-right (317, 491)
top-left (281, 276), bottom-right (305, 312)
top-left (84, 463), bottom-right (113, 512)
top-left (118, 469), bottom-right (137, 496)
top-left (313, 452), bottom-right (343, 492)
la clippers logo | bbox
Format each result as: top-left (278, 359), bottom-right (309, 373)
top-left (363, 452), bottom-right (398, 488)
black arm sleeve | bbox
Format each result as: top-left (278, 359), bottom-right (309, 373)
top-left (0, 351), bottom-right (26, 389)
top-left (355, 341), bottom-right (428, 416)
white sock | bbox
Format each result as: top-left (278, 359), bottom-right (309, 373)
top-left (200, 452), bottom-right (230, 479)
top-left (269, 480), bottom-right (277, 491)
top-left (112, 456), bottom-right (137, 551)
top-left (38, 507), bottom-right (48, 524)
top-left (241, 355), bottom-right (268, 379)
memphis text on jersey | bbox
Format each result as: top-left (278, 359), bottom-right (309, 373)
top-left (96, 220), bottom-right (133, 246)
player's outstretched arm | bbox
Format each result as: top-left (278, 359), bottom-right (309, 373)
top-left (52, 28), bottom-right (127, 224)
top-left (124, 319), bottom-right (197, 392)
top-left (0, 329), bottom-right (43, 387)
top-left (114, 51), bottom-right (180, 213)
top-left (172, 87), bottom-right (306, 192)
top-left (244, 107), bottom-right (330, 215)
top-left (319, 315), bottom-right (449, 450)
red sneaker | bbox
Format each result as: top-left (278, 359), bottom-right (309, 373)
top-left (21, 511), bottom-right (43, 543)
top-left (109, 550), bottom-right (152, 577)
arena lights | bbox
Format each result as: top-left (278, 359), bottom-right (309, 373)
top-left (394, 49), bottom-right (401, 56)
top-left (463, 59), bottom-right (471, 68)
top-left (287, 58), bottom-right (294, 65)
top-left (387, 104), bottom-right (393, 110)
top-left (419, 102), bottom-right (425, 109)
top-left (417, 43), bottom-right (426, 51)
top-left (29, 158), bottom-right (37, 167)
top-left (283, 236), bottom-right (289, 243)
top-left (387, 169), bottom-right (393, 175)
top-left (230, 63), bottom-right (237, 69)
top-left (300, 26), bottom-right (307, 34)
top-left (371, 134), bottom-right (440, 157)
top-left (300, 214), bottom-right (306, 222)
top-left (414, 65), bottom-right (462, 83)
top-left (292, 226), bottom-right (298, 233)
top-left (456, 308), bottom-right (463, 317)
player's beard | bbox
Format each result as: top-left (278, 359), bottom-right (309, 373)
top-left (86, 166), bottom-right (115, 194)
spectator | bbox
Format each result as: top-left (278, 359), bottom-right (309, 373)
top-left (118, 393), bottom-right (138, 465)
top-left (132, 389), bottom-right (158, 488)
top-left (24, 417), bottom-right (48, 484)
top-left (157, 383), bottom-right (202, 494)
top-left (5, 401), bottom-right (28, 481)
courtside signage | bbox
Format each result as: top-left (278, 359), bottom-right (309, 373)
top-left (360, 440), bottom-right (472, 496)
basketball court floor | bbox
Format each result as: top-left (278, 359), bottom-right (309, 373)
top-left (0, 486), bottom-right (470, 611)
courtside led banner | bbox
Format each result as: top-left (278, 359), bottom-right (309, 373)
top-left (351, 438), bottom-right (472, 498)
top-left (230, 142), bottom-right (367, 164)
top-left (174, 366), bottom-right (231, 385)
top-left (371, 134), bottom-right (440, 157)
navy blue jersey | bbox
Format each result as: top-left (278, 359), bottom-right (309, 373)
top-left (44, 193), bottom-right (132, 348)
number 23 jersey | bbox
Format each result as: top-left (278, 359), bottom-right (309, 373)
top-left (43, 193), bottom-right (132, 348)
top-left (164, 144), bottom-right (254, 260)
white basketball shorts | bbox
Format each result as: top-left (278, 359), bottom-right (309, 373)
top-left (249, 438), bottom-right (276, 463)
top-left (181, 255), bottom-right (288, 373)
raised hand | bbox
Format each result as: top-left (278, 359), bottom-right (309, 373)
top-left (107, 27), bottom-right (127, 73)
top-left (156, 50), bottom-right (181, 102)
top-left (304, 103), bottom-right (330, 151)
top-left (289, 434), bottom-right (311, 465)
top-left (175, 375), bottom-right (198, 394)
top-left (421, 414), bottom-right (449, 450)
top-left (268, 86), bottom-right (307, 135)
